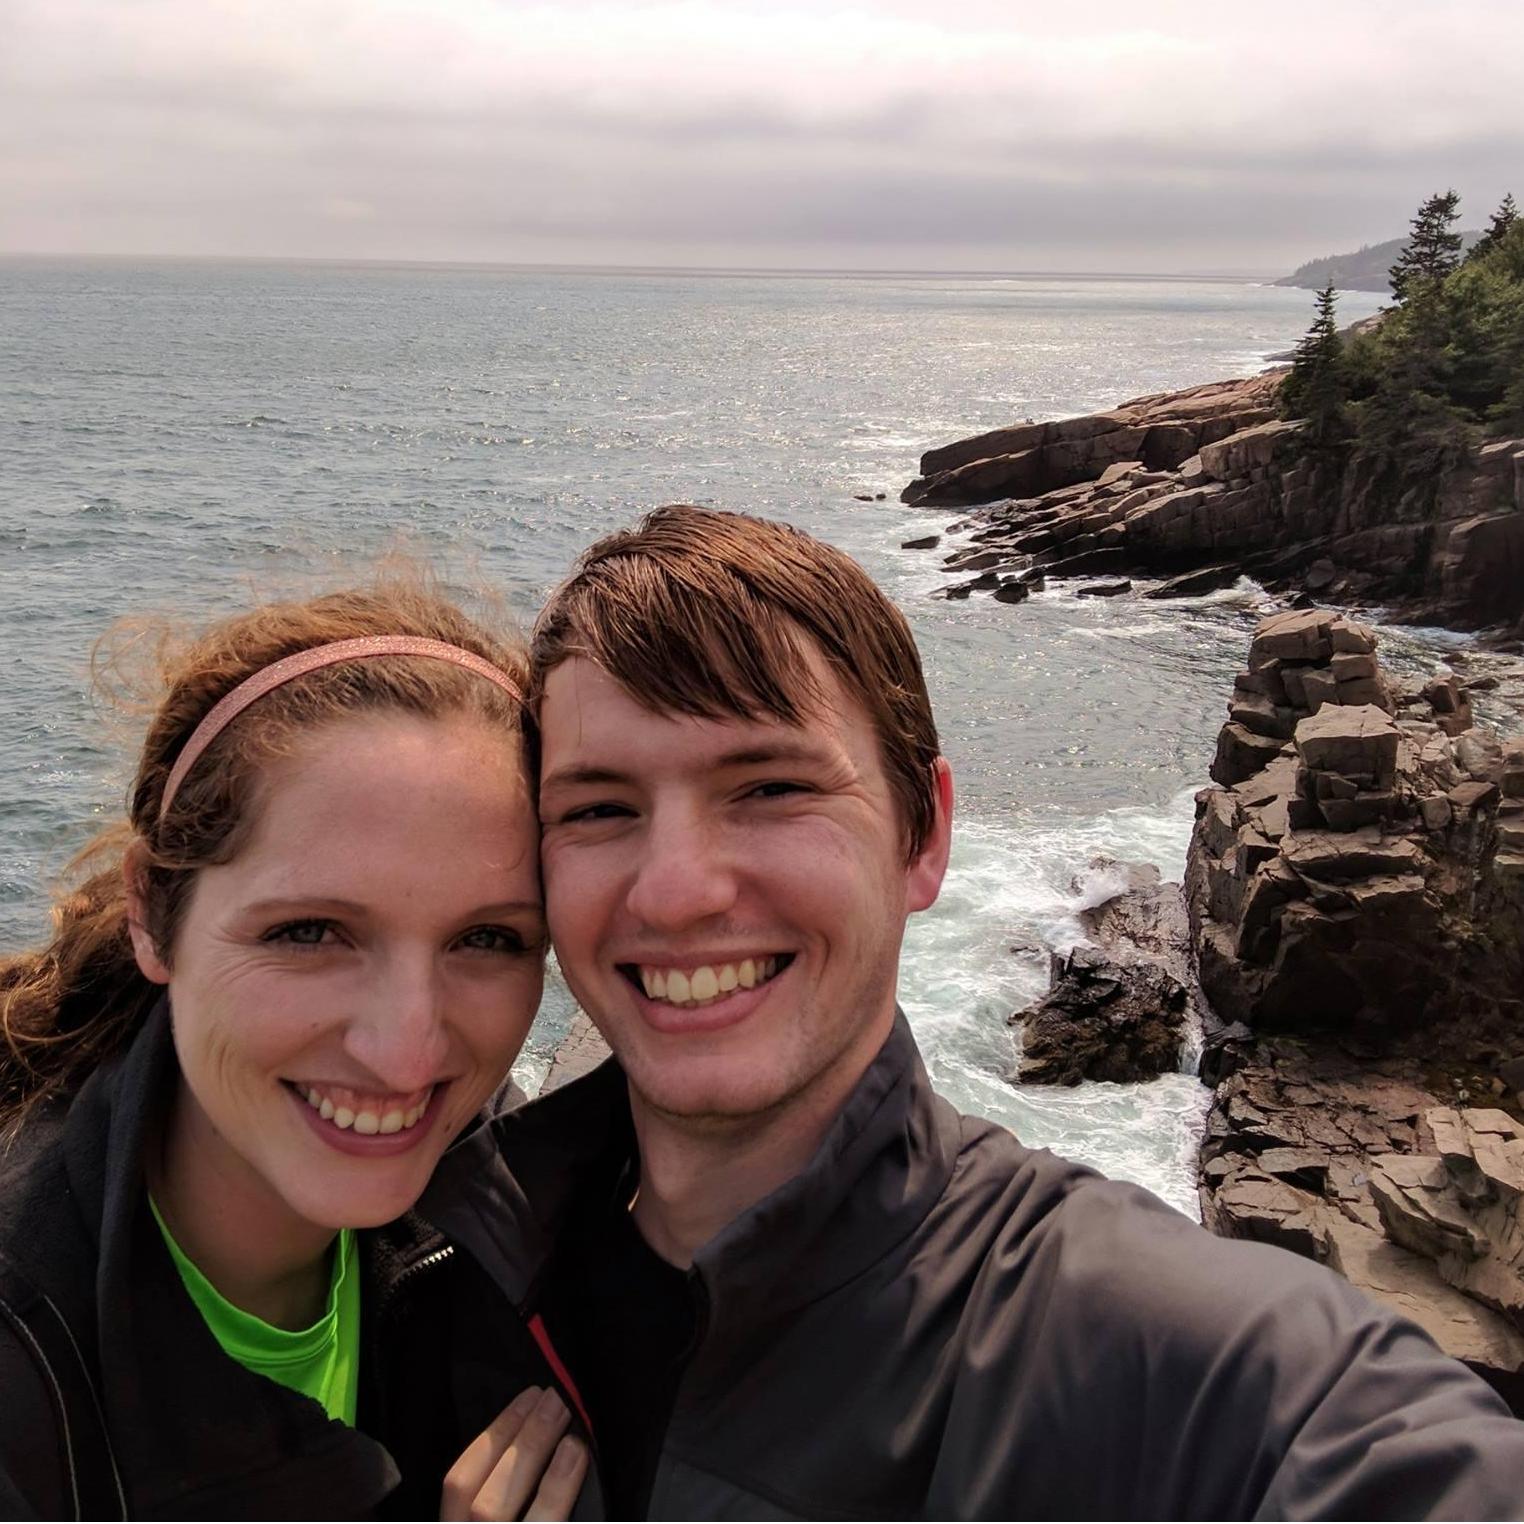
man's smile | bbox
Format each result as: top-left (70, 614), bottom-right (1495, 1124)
top-left (622, 954), bottom-right (795, 1009)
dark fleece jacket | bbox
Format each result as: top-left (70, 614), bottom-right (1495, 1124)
top-left (426, 1011), bottom-right (1524, 1521)
top-left (0, 1002), bottom-right (551, 1520)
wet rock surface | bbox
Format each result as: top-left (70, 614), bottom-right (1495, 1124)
top-left (1191, 611), bottom-right (1524, 1390)
top-left (1012, 860), bottom-right (1201, 1086)
top-left (902, 372), bottom-right (1524, 632)
top-left (1015, 947), bottom-right (1187, 1085)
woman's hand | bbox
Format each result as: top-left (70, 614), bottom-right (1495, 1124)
top-left (441, 1386), bottom-right (590, 1521)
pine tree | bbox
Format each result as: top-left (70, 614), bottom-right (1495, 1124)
top-left (1389, 190), bottom-right (1464, 302)
top-left (1355, 281), bottom-right (1471, 496)
top-left (1470, 192), bottom-right (1519, 261)
top-left (1280, 282), bottom-right (1348, 446)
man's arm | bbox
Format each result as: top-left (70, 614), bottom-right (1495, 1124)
top-left (945, 1171), bottom-right (1524, 1520)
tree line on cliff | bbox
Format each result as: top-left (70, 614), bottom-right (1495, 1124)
top-left (1280, 191), bottom-right (1524, 503)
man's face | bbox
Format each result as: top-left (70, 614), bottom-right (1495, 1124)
top-left (538, 650), bottom-right (951, 1125)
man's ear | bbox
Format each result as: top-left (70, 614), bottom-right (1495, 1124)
top-left (905, 758), bottom-right (954, 915)
top-left (123, 840), bottom-right (172, 986)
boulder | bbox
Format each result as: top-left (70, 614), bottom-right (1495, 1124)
top-left (1013, 864), bottom-right (1202, 1087)
top-left (1295, 705), bottom-right (1400, 786)
top-left (1013, 945), bottom-right (1187, 1085)
top-left (1211, 724), bottom-right (1287, 787)
top-left (1143, 564), bottom-right (1242, 600)
top-left (1198, 419), bottom-right (1303, 481)
top-left (1254, 609), bottom-right (1336, 663)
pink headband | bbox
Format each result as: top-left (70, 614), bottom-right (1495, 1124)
top-left (158, 635), bottom-right (523, 820)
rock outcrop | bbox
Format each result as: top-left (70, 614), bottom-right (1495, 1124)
top-left (904, 374), bottom-right (1524, 633)
top-left (907, 374), bottom-right (1282, 509)
top-left (540, 1012), bottom-right (612, 1093)
top-left (1188, 609), bottom-right (1524, 1037)
top-left (1012, 860), bottom-right (1199, 1086)
top-left (1200, 1043), bottom-right (1524, 1385)
top-left (1371, 1108), bottom-right (1524, 1330)
top-left (1191, 610), bottom-right (1524, 1393)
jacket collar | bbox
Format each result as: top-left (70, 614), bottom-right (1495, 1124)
top-left (61, 1000), bottom-right (403, 1518)
top-left (425, 1010), bottom-right (961, 1367)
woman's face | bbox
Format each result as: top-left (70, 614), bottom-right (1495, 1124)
top-left (133, 711), bottom-right (544, 1233)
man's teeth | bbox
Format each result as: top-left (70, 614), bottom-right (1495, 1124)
top-left (639, 957), bottom-right (781, 1007)
top-left (298, 1085), bottom-right (432, 1133)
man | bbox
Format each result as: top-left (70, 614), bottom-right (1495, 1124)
top-left (429, 504), bottom-right (1524, 1519)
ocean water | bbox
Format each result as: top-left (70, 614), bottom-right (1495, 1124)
top-left (0, 257), bottom-right (1457, 1216)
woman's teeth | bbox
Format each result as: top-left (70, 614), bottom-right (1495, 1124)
top-left (297, 1084), bottom-right (433, 1133)
top-left (639, 956), bottom-right (782, 1008)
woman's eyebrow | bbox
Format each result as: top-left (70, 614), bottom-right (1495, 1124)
top-left (469, 900), bottom-right (547, 920)
top-left (241, 896), bottom-right (370, 916)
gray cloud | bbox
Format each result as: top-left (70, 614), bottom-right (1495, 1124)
top-left (2, 0), bottom-right (1520, 272)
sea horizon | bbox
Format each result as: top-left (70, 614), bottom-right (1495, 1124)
top-left (0, 249), bottom-right (1288, 285)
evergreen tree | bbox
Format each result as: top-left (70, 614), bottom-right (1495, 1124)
top-left (1469, 192), bottom-right (1519, 261)
top-left (1389, 189), bottom-right (1464, 302)
top-left (1354, 281), bottom-right (1471, 495)
top-left (1280, 281), bottom-right (1348, 446)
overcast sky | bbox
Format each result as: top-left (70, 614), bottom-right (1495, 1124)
top-left (3, 0), bottom-right (1521, 275)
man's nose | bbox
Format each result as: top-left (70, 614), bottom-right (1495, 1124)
top-left (623, 803), bottom-right (739, 931)
top-left (344, 953), bottom-right (450, 1093)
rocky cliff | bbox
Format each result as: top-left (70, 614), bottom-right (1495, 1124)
top-left (902, 374), bottom-right (1524, 635)
top-left (1190, 608), bottom-right (1524, 1397)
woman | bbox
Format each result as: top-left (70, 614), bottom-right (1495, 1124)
top-left (0, 582), bottom-right (588, 1519)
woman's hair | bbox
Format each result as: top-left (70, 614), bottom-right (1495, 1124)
top-left (0, 577), bottom-right (528, 1137)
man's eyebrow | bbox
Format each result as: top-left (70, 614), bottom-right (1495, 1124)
top-left (539, 764), bottom-right (634, 792)
top-left (541, 742), bottom-right (832, 792)
top-left (715, 741), bottom-right (833, 767)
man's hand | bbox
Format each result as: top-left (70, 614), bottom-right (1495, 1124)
top-left (441, 1386), bottom-right (590, 1521)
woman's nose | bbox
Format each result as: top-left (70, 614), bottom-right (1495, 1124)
top-left (344, 956), bottom-right (450, 1093)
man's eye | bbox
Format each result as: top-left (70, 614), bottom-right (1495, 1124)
top-left (748, 780), bottom-right (808, 799)
top-left (263, 919), bottom-right (340, 947)
top-left (457, 925), bottom-right (535, 955)
top-left (560, 802), bottom-right (636, 823)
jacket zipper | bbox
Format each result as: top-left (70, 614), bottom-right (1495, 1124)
top-left (390, 1244), bottom-right (454, 1293)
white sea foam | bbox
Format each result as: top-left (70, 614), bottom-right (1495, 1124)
top-left (899, 791), bottom-right (1210, 1214)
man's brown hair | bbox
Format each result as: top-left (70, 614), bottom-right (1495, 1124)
top-left (529, 504), bottom-right (941, 860)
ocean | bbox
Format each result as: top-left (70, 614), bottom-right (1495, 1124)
top-left (2, 257), bottom-right (1457, 1215)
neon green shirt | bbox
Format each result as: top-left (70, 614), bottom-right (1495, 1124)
top-left (149, 1196), bottom-right (361, 1425)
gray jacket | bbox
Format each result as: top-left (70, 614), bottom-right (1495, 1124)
top-left (426, 1013), bottom-right (1524, 1519)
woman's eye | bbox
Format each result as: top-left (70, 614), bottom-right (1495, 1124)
top-left (457, 925), bottom-right (534, 955)
top-left (263, 919), bottom-right (339, 947)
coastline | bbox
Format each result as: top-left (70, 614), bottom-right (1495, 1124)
top-left (908, 372), bottom-right (1524, 1394)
